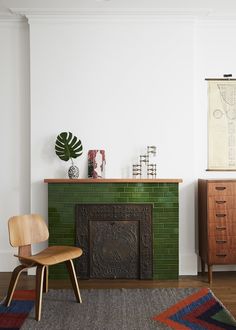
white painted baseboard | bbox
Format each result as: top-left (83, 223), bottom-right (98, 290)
top-left (179, 252), bottom-right (198, 275)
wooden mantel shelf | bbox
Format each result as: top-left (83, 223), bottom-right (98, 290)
top-left (44, 178), bottom-right (183, 183)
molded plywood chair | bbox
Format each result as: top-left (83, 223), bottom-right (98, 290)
top-left (5, 214), bottom-right (83, 321)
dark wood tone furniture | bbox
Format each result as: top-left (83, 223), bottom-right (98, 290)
top-left (198, 179), bottom-right (236, 283)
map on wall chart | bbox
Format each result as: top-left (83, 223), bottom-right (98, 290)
top-left (208, 80), bottom-right (236, 170)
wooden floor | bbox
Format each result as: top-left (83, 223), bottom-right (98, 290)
top-left (1, 271), bottom-right (236, 317)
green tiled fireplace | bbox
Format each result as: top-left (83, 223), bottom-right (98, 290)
top-left (44, 178), bottom-right (182, 280)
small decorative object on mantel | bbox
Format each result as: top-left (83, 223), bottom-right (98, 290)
top-left (55, 132), bottom-right (83, 179)
top-left (88, 150), bottom-right (106, 178)
top-left (132, 146), bottom-right (157, 178)
top-left (132, 164), bottom-right (142, 178)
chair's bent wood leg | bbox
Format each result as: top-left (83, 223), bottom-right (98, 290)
top-left (65, 259), bottom-right (82, 303)
top-left (43, 266), bottom-right (48, 293)
top-left (35, 265), bottom-right (46, 321)
top-left (5, 264), bottom-right (28, 307)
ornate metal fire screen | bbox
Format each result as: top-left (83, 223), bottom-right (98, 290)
top-left (75, 204), bottom-right (153, 279)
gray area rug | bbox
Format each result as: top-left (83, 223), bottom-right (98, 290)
top-left (21, 287), bottom-right (200, 330)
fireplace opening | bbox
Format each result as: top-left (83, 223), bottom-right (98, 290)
top-left (75, 204), bottom-right (153, 279)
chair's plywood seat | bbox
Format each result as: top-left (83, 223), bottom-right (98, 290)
top-left (16, 246), bottom-right (83, 266)
top-left (6, 214), bottom-right (83, 321)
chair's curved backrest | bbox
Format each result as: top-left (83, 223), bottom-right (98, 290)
top-left (8, 214), bottom-right (49, 247)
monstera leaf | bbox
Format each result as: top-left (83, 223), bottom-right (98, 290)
top-left (55, 132), bottom-right (83, 162)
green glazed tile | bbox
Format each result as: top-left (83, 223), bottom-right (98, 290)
top-left (47, 181), bottom-right (180, 280)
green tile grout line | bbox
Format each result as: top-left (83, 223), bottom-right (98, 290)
top-left (47, 182), bottom-right (179, 280)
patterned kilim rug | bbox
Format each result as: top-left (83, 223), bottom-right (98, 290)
top-left (0, 288), bottom-right (236, 330)
top-left (0, 290), bottom-right (35, 330)
top-left (153, 287), bottom-right (236, 329)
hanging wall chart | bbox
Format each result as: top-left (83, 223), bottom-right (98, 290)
top-left (206, 78), bottom-right (236, 171)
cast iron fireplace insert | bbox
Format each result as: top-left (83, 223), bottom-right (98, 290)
top-left (75, 203), bottom-right (153, 279)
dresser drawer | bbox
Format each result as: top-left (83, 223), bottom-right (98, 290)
top-left (208, 196), bottom-right (235, 211)
top-left (208, 222), bottom-right (236, 237)
top-left (208, 236), bottom-right (236, 264)
top-left (208, 209), bottom-right (236, 223)
top-left (209, 236), bottom-right (236, 250)
top-left (208, 182), bottom-right (236, 196)
top-left (209, 252), bottom-right (236, 264)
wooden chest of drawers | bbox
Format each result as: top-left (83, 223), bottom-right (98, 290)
top-left (198, 179), bottom-right (236, 283)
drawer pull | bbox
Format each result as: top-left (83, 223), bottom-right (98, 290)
top-left (216, 254), bottom-right (227, 257)
top-left (216, 240), bottom-right (227, 244)
top-left (215, 186), bottom-right (226, 190)
top-left (216, 214), bottom-right (226, 217)
top-left (216, 200), bottom-right (226, 204)
top-left (216, 226), bottom-right (226, 230)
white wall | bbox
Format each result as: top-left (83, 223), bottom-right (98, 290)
top-left (28, 16), bottom-right (196, 274)
top-left (2, 4), bottom-right (236, 275)
top-left (0, 17), bottom-right (30, 270)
